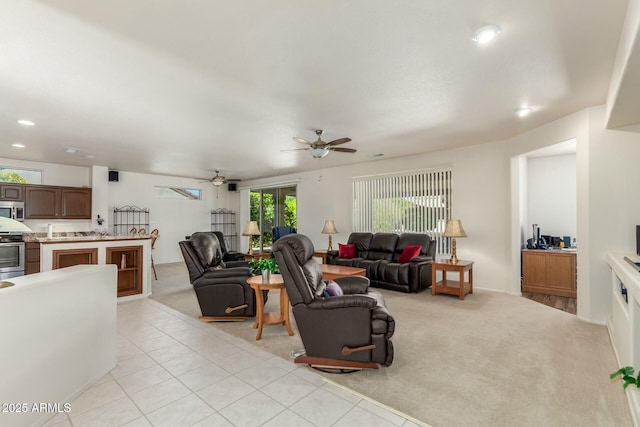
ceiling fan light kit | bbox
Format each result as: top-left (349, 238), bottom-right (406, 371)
top-left (312, 148), bottom-right (330, 158)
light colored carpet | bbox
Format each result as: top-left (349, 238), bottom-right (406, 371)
top-left (150, 262), bottom-right (631, 427)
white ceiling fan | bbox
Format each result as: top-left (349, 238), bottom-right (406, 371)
top-left (199, 170), bottom-right (241, 198)
top-left (199, 169), bottom-right (241, 187)
top-left (282, 129), bottom-right (356, 158)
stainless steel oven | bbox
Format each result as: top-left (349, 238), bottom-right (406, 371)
top-left (0, 201), bottom-right (25, 222)
top-left (0, 234), bottom-right (25, 279)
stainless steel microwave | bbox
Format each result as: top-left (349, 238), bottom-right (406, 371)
top-left (0, 201), bottom-right (25, 222)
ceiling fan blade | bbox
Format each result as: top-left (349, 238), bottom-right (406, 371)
top-left (326, 137), bottom-right (351, 146)
top-left (330, 147), bottom-right (357, 153)
top-left (293, 137), bottom-right (311, 145)
top-left (281, 148), bottom-right (310, 152)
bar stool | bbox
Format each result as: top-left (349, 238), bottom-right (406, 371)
top-left (150, 229), bottom-right (159, 280)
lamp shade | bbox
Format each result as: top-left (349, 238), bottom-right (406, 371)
top-left (242, 221), bottom-right (260, 236)
top-left (321, 220), bottom-right (338, 234)
top-left (443, 220), bottom-right (467, 238)
top-left (0, 217), bottom-right (32, 232)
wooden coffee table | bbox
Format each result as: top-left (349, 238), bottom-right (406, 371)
top-left (320, 264), bottom-right (366, 280)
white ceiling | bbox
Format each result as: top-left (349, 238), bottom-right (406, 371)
top-left (0, 0), bottom-right (634, 181)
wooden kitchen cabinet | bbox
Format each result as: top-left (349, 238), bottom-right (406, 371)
top-left (24, 185), bottom-right (91, 219)
top-left (522, 249), bottom-right (576, 297)
top-left (25, 186), bottom-right (58, 218)
top-left (52, 248), bottom-right (98, 269)
top-left (61, 188), bottom-right (92, 218)
top-left (0, 184), bottom-right (24, 201)
top-left (25, 242), bottom-right (41, 275)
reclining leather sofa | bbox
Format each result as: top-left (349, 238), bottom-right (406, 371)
top-left (326, 232), bottom-right (436, 293)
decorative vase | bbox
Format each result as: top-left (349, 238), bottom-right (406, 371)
top-left (120, 254), bottom-right (127, 269)
top-left (261, 269), bottom-right (271, 283)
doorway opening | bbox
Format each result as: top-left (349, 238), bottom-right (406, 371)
top-left (513, 139), bottom-right (577, 315)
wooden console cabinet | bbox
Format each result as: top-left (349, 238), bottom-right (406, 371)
top-left (522, 249), bottom-right (576, 297)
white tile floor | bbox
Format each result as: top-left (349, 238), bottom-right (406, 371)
top-left (43, 298), bottom-right (427, 427)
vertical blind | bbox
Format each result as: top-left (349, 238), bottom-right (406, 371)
top-left (353, 169), bottom-right (452, 254)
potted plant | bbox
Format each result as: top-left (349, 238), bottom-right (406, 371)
top-left (248, 257), bottom-right (279, 282)
top-left (611, 366), bottom-right (640, 389)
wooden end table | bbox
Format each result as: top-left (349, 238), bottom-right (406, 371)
top-left (313, 250), bottom-right (328, 264)
top-left (247, 274), bottom-right (294, 340)
top-left (244, 252), bottom-right (271, 261)
top-left (432, 259), bottom-right (474, 300)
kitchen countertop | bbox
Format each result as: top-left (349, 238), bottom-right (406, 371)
top-left (23, 232), bottom-right (151, 243)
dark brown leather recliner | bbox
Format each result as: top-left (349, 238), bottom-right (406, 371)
top-left (179, 232), bottom-right (257, 321)
top-left (211, 231), bottom-right (248, 266)
top-left (272, 234), bottom-right (395, 369)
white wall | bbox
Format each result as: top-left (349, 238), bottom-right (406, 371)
top-left (243, 105), bottom-right (640, 324)
top-left (5, 103), bottom-right (640, 324)
top-left (0, 158), bottom-right (90, 186)
top-left (527, 154), bottom-right (577, 240)
top-left (0, 158), bottom-right (242, 264)
top-left (241, 140), bottom-right (512, 295)
top-left (106, 170), bottom-right (240, 264)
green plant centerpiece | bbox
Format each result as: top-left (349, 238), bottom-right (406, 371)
top-left (611, 366), bottom-right (640, 389)
top-left (248, 257), bottom-right (279, 275)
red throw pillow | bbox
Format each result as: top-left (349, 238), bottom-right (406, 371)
top-left (398, 245), bottom-right (422, 263)
top-left (338, 243), bottom-right (357, 259)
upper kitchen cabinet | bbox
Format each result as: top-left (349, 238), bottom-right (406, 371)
top-left (0, 184), bottom-right (24, 201)
top-left (61, 187), bottom-right (92, 218)
top-left (25, 185), bottom-right (92, 219)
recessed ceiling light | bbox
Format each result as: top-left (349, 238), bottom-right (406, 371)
top-left (11, 143), bottom-right (25, 148)
top-left (472, 25), bottom-right (501, 44)
top-left (65, 147), bottom-right (78, 154)
top-left (85, 154), bottom-right (95, 159)
top-left (17, 119), bottom-right (35, 126)
top-left (515, 107), bottom-right (533, 117)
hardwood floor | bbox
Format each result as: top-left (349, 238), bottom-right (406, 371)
top-left (522, 291), bottom-right (577, 315)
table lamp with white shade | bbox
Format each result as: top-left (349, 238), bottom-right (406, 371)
top-left (443, 219), bottom-right (467, 264)
top-left (242, 221), bottom-right (260, 254)
top-left (321, 220), bottom-right (338, 251)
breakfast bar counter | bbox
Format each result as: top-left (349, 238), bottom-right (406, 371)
top-left (23, 232), bottom-right (152, 300)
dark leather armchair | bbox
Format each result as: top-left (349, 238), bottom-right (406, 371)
top-left (272, 234), bottom-right (395, 370)
top-left (179, 232), bottom-right (257, 321)
top-left (211, 231), bottom-right (248, 266)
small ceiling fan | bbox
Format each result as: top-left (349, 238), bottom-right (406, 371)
top-left (199, 170), bottom-right (241, 187)
top-left (282, 129), bottom-right (356, 158)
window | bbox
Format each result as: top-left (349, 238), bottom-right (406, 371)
top-left (0, 167), bottom-right (43, 184)
top-left (153, 186), bottom-right (201, 200)
top-left (250, 186), bottom-right (297, 252)
top-left (353, 169), bottom-right (452, 254)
